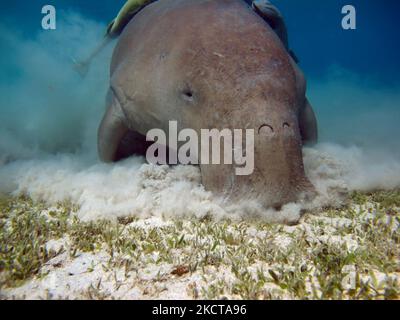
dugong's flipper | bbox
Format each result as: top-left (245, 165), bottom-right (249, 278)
top-left (299, 99), bottom-right (318, 145)
top-left (98, 90), bottom-right (129, 162)
top-left (98, 90), bottom-right (151, 162)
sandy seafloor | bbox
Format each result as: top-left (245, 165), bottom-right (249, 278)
top-left (0, 144), bottom-right (399, 300)
top-left (1, 200), bottom-right (399, 300)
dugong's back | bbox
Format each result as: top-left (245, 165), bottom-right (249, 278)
top-left (111, 0), bottom-right (293, 86)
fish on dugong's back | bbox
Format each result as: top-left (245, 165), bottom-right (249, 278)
top-left (98, 0), bottom-right (318, 212)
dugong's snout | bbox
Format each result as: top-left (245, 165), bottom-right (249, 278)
top-left (252, 115), bottom-right (316, 208)
top-left (200, 110), bottom-right (316, 209)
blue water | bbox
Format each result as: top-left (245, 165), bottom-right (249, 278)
top-left (2, 0), bottom-right (400, 82)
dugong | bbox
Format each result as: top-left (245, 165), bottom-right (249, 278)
top-left (98, 0), bottom-right (318, 209)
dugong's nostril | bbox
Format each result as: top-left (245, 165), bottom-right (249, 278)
top-left (258, 124), bottom-right (274, 136)
top-left (283, 122), bottom-right (290, 128)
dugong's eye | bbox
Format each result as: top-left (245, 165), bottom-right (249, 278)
top-left (181, 87), bottom-right (194, 103)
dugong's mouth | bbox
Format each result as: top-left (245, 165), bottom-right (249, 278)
top-left (199, 160), bottom-right (316, 210)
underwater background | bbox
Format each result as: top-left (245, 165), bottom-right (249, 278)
top-left (0, 0), bottom-right (399, 222)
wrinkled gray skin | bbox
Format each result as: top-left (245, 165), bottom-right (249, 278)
top-left (98, 0), bottom-right (318, 209)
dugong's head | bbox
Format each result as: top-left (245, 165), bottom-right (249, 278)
top-left (106, 0), bottom-right (315, 209)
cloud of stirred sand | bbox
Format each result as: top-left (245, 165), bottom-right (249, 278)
top-left (0, 12), bottom-right (399, 223)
